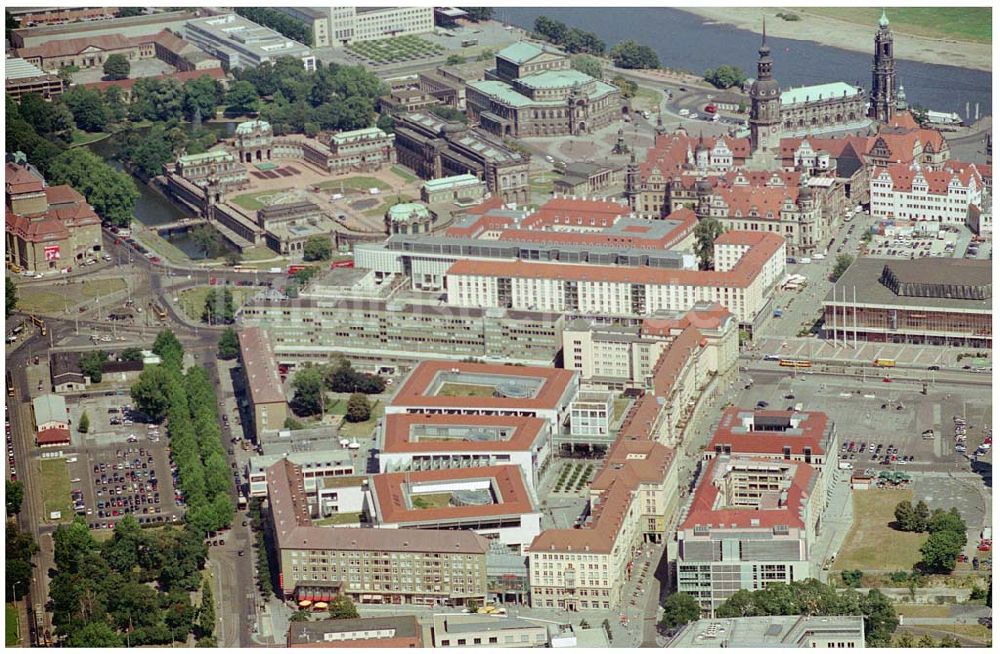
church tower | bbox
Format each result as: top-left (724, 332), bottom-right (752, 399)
top-left (624, 151), bottom-right (640, 211)
top-left (749, 18), bottom-right (781, 155)
top-left (869, 9), bottom-right (896, 122)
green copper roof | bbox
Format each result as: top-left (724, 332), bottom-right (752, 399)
top-left (470, 77), bottom-right (618, 108)
top-left (331, 127), bottom-right (388, 144)
top-left (423, 174), bottom-right (480, 192)
top-left (496, 41), bottom-right (559, 65)
top-left (517, 69), bottom-right (593, 90)
top-left (879, 9), bottom-right (889, 28)
top-left (468, 80), bottom-right (535, 107)
top-left (387, 202), bottom-right (431, 222)
top-left (780, 82), bottom-right (860, 106)
top-left (236, 119), bottom-right (271, 135)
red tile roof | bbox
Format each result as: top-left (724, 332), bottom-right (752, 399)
top-left (380, 413), bottom-right (546, 453)
top-left (371, 465), bottom-right (536, 525)
top-left (5, 163), bottom-right (45, 195)
top-left (446, 231), bottom-right (784, 289)
top-left (36, 427), bottom-right (71, 446)
top-left (708, 407), bottom-right (830, 457)
top-left (389, 361), bottom-right (577, 411)
top-left (642, 302), bottom-right (731, 335)
top-left (878, 162), bottom-right (982, 195)
top-left (679, 455), bottom-right (815, 530)
top-left (237, 327), bottom-right (286, 406)
top-left (43, 185), bottom-right (85, 207)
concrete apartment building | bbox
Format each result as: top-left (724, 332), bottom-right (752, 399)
top-left (183, 13), bottom-right (315, 71)
top-left (673, 455), bottom-right (821, 610)
top-left (393, 112), bottom-right (531, 205)
top-left (667, 615), bottom-right (866, 648)
top-left (823, 258), bottom-right (991, 348)
top-left (354, 198), bottom-right (697, 293)
top-left (377, 414), bottom-right (553, 495)
top-left (562, 302), bottom-right (737, 391)
top-left (445, 230), bottom-right (786, 329)
top-left (4, 58), bottom-right (63, 102)
top-left (287, 616), bottom-right (423, 647)
top-left (266, 458), bottom-right (489, 606)
top-left (274, 7), bottom-right (332, 48)
top-left (5, 162), bottom-right (102, 273)
top-left (367, 465), bottom-right (542, 551)
top-left (870, 160), bottom-right (985, 226)
top-left (467, 42), bottom-right (621, 138)
top-left (237, 327), bottom-right (288, 438)
top-left (247, 450), bottom-right (357, 498)
top-left (386, 361), bottom-right (580, 435)
top-left (328, 7), bottom-right (435, 46)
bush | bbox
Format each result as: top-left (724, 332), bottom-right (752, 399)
top-left (841, 569), bottom-right (863, 587)
top-left (345, 393), bottom-right (371, 423)
top-left (78, 411), bottom-right (90, 434)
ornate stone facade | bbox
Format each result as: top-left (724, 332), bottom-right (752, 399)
top-left (869, 10), bottom-right (896, 123)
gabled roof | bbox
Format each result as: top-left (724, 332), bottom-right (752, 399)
top-left (496, 41), bottom-right (562, 65)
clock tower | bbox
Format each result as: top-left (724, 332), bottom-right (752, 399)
top-left (749, 18), bottom-right (781, 155)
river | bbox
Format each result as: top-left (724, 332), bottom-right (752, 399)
top-left (500, 7), bottom-right (991, 118)
top-left (87, 121), bottom-right (237, 259)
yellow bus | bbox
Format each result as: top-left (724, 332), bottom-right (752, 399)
top-left (779, 359), bottom-right (812, 369)
top-left (873, 359), bottom-right (896, 368)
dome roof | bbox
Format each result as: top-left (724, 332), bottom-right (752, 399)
top-left (387, 202), bottom-right (431, 223)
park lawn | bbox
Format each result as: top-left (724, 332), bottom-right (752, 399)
top-left (6, 603), bottom-right (19, 646)
top-left (18, 277), bottom-right (127, 314)
top-left (362, 199), bottom-right (398, 218)
top-left (530, 171), bottom-right (559, 195)
top-left (39, 459), bottom-right (72, 523)
top-left (338, 402), bottom-right (384, 439)
top-left (893, 604), bottom-right (951, 618)
top-left (437, 382), bottom-right (497, 398)
top-left (177, 286), bottom-right (254, 322)
top-left (231, 188), bottom-right (297, 211)
top-left (799, 8), bottom-right (991, 44)
top-left (313, 512), bottom-right (361, 526)
top-left (316, 176), bottom-right (390, 192)
top-left (831, 489), bottom-right (928, 572)
top-left (390, 166), bottom-right (418, 183)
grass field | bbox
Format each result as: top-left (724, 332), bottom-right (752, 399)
top-left (177, 286), bottom-right (255, 322)
top-left (631, 86), bottom-right (664, 113)
top-left (832, 489), bottom-right (928, 572)
top-left (338, 401), bottom-right (384, 439)
top-left (316, 176), bottom-right (390, 192)
top-left (39, 459), bottom-right (72, 522)
top-left (411, 492), bottom-right (453, 510)
top-left (6, 604), bottom-right (19, 646)
top-left (18, 277), bottom-right (126, 314)
top-left (390, 166), bottom-right (418, 183)
top-left (530, 171), bottom-right (560, 196)
top-left (799, 8), bottom-right (991, 44)
top-left (231, 188), bottom-right (297, 211)
top-left (347, 34), bottom-right (444, 64)
top-left (910, 623), bottom-right (991, 642)
top-left (893, 604), bottom-right (951, 618)
top-left (437, 382), bottom-right (497, 398)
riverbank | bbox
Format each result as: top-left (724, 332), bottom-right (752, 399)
top-left (681, 8), bottom-right (991, 72)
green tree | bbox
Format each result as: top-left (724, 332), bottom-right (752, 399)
top-left (202, 287), bottom-right (235, 325)
top-left (79, 350), bottom-right (106, 383)
top-left (197, 580), bottom-right (215, 639)
top-left (913, 500), bottom-right (931, 532)
top-left (182, 75), bottom-right (222, 122)
top-left (191, 224), bottom-right (224, 258)
top-left (120, 124), bottom-right (175, 179)
top-left (47, 148), bottom-right (138, 228)
top-left (660, 592), bottom-right (702, 629)
top-left (920, 529), bottom-right (964, 573)
top-left (916, 634), bottom-right (938, 647)
top-left (894, 500), bottom-right (917, 531)
top-left (938, 635), bottom-right (961, 647)
top-left (446, 54), bottom-right (465, 65)
top-left (610, 76), bottom-right (638, 99)
top-left (217, 328), bottom-right (240, 360)
top-left (130, 366), bottom-right (174, 422)
top-left (345, 393), bottom-right (371, 423)
top-left (293, 266), bottom-right (321, 285)
top-left (704, 65), bottom-right (746, 89)
top-left (291, 364), bottom-right (325, 416)
top-left (830, 254), bottom-right (854, 282)
top-left (460, 7), bottom-right (494, 21)
top-left (303, 235), bottom-right (332, 261)
top-left (328, 595), bottom-right (360, 619)
top-left (694, 218), bottom-right (725, 270)
top-left (610, 40), bottom-right (660, 69)
top-left (6, 479), bottom-right (24, 515)
top-left (68, 620), bottom-right (124, 647)
top-left (840, 569), bottom-right (863, 587)
top-left (117, 7), bottom-right (144, 17)
top-left (120, 347), bottom-right (143, 362)
top-left (78, 410), bottom-right (90, 434)
top-left (103, 54), bottom-right (131, 81)
top-left (130, 77), bottom-right (184, 122)
top-left (61, 86), bottom-right (110, 132)
top-left (571, 55), bottom-right (604, 79)
top-left (20, 93), bottom-right (74, 138)
top-left (928, 507), bottom-right (966, 539)
top-left (429, 105), bottom-right (468, 124)
top-left (228, 75), bottom-right (267, 113)
top-left (894, 632), bottom-right (916, 647)
top-left (534, 16), bottom-right (568, 44)
top-left (861, 588), bottom-right (899, 647)
top-left (152, 329), bottom-right (184, 372)
top-left (376, 112), bottom-right (395, 134)
top-left (289, 609), bottom-right (310, 622)
top-left (6, 277), bottom-right (17, 318)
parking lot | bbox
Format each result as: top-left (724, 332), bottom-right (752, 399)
top-left (64, 392), bottom-right (184, 530)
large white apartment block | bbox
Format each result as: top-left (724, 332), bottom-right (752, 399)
top-left (870, 161), bottom-right (985, 225)
top-left (445, 232), bottom-right (786, 326)
top-left (327, 7), bottom-right (435, 46)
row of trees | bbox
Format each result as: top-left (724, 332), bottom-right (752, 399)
top-left (830, 253), bottom-right (854, 282)
top-left (235, 7), bottom-right (312, 46)
top-left (7, 484), bottom-right (38, 603)
top-left (130, 330), bottom-right (233, 536)
top-left (217, 327), bottom-right (240, 360)
top-left (893, 501), bottom-right (969, 573)
top-left (230, 58), bottom-right (386, 137)
top-left (248, 498), bottom-right (275, 598)
top-left (289, 595), bottom-right (360, 622)
top-left (7, 277), bottom-right (17, 318)
top-left (533, 16), bottom-right (606, 55)
top-left (202, 286), bottom-right (236, 325)
top-left (291, 358), bottom-right (386, 417)
top-left (49, 516), bottom-right (211, 646)
top-left (704, 64), bottom-right (747, 89)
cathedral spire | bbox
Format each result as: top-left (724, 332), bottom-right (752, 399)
top-left (879, 8), bottom-right (889, 28)
top-left (759, 15), bottom-right (771, 57)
